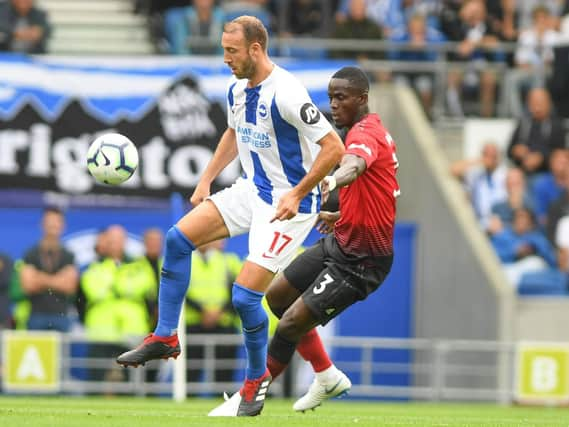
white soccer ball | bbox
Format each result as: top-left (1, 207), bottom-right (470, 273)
top-left (86, 133), bottom-right (139, 185)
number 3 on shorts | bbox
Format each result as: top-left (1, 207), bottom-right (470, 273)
top-left (314, 273), bottom-right (334, 295)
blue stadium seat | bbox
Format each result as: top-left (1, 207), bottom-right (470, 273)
top-left (518, 269), bottom-right (569, 295)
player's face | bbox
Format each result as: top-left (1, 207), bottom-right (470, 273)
top-left (222, 30), bottom-right (256, 80)
top-left (328, 78), bottom-right (364, 129)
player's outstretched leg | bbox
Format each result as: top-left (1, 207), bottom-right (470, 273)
top-left (268, 328), bottom-right (351, 412)
top-left (117, 226), bottom-right (194, 367)
top-left (293, 328), bottom-right (352, 411)
top-left (208, 283), bottom-right (272, 416)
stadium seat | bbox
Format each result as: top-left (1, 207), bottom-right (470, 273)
top-left (518, 269), bottom-right (569, 295)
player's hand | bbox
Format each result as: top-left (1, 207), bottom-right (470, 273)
top-left (320, 177), bottom-right (331, 206)
top-left (270, 191), bottom-right (301, 222)
top-left (190, 183), bottom-right (210, 207)
top-left (316, 211), bottom-right (340, 234)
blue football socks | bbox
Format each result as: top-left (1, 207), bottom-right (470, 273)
top-left (154, 226), bottom-right (195, 337)
top-left (232, 283), bottom-right (269, 379)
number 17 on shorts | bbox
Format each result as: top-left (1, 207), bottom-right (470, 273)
top-left (248, 212), bottom-right (317, 272)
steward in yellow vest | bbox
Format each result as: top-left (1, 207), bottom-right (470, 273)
top-left (185, 240), bottom-right (241, 384)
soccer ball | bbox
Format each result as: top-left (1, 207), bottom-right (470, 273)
top-left (86, 133), bottom-right (138, 185)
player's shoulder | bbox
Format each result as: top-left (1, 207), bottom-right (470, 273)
top-left (359, 113), bottom-right (383, 130)
top-left (349, 114), bottom-right (383, 137)
top-left (272, 65), bottom-right (308, 96)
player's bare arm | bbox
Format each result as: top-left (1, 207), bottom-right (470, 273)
top-left (190, 128), bottom-right (238, 206)
top-left (321, 154), bottom-right (367, 202)
top-left (271, 130), bottom-right (344, 222)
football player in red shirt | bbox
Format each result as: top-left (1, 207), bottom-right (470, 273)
top-left (265, 66), bottom-right (400, 411)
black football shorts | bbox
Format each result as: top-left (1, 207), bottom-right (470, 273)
top-left (283, 234), bottom-right (393, 325)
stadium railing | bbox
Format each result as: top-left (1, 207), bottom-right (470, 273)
top-left (183, 37), bottom-right (569, 120)
top-left (1, 331), bottom-right (520, 402)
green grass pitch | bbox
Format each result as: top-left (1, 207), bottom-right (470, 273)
top-left (0, 396), bottom-right (567, 427)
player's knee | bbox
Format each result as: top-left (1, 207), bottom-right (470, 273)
top-left (165, 226), bottom-right (195, 255)
top-left (278, 308), bottom-right (304, 340)
top-left (231, 283), bottom-right (263, 315)
top-left (265, 289), bottom-right (284, 319)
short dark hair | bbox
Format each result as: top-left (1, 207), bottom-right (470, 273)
top-left (332, 66), bottom-right (370, 94)
top-left (224, 15), bottom-right (268, 51)
top-left (43, 206), bottom-right (63, 216)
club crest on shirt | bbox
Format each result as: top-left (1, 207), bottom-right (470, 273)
top-left (258, 101), bottom-right (268, 120)
top-left (300, 103), bottom-right (320, 124)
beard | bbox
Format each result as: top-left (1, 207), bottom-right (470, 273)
top-left (235, 56), bottom-right (256, 79)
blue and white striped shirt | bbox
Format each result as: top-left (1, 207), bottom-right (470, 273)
top-left (227, 65), bottom-right (333, 214)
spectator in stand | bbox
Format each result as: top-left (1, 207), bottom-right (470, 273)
top-left (281, 0), bottom-right (326, 36)
top-left (488, 167), bottom-right (535, 235)
top-left (81, 225), bottom-right (157, 386)
top-left (486, 0), bottom-right (519, 44)
top-left (450, 141), bottom-right (507, 230)
top-left (517, 0), bottom-right (567, 31)
top-left (331, 0), bottom-right (383, 60)
top-left (276, 0), bottom-right (330, 58)
top-left (562, 7), bottom-right (569, 37)
top-left (491, 207), bottom-right (556, 288)
top-left (185, 239), bottom-right (242, 386)
top-left (485, 0), bottom-right (519, 69)
top-left (164, 0), bottom-right (225, 55)
top-left (388, 13), bottom-right (446, 117)
top-left (443, 0), bottom-right (502, 117)
top-left (0, 0), bottom-right (51, 53)
top-left (546, 167), bottom-right (569, 244)
top-left (135, 0), bottom-right (189, 14)
top-left (336, 0), bottom-right (440, 37)
top-left (0, 252), bottom-right (13, 329)
top-left (19, 207), bottom-right (78, 332)
top-left (502, 6), bottom-right (560, 118)
top-left (549, 5), bottom-right (569, 118)
top-left (507, 87), bottom-right (566, 176)
top-left (531, 148), bottom-right (569, 227)
top-left (382, 0), bottom-right (442, 36)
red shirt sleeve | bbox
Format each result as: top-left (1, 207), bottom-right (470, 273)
top-left (345, 129), bottom-right (379, 168)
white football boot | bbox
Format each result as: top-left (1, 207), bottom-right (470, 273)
top-left (208, 392), bottom-right (241, 416)
top-left (293, 368), bottom-right (351, 412)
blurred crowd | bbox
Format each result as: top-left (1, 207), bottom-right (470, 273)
top-left (1, 0), bottom-right (569, 119)
top-left (0, 207), bottom-right (252, 386)
top-left (133, 0), bottom-right (569, 118)
top-left (451, 89), bottom-right (569, 294)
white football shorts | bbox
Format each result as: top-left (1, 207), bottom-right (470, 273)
top-left (209, 177), bottom-right (317, 272)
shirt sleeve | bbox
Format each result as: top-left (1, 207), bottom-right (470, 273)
top-left (345, 129), bottom-right (379, 168)
top-left (226, 79), bottom-right (238, 129)
top-left (275, 81), bottom-right (332, 144)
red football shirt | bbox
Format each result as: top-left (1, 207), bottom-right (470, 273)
top-left (334, 114), bottom-right (399, 257)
